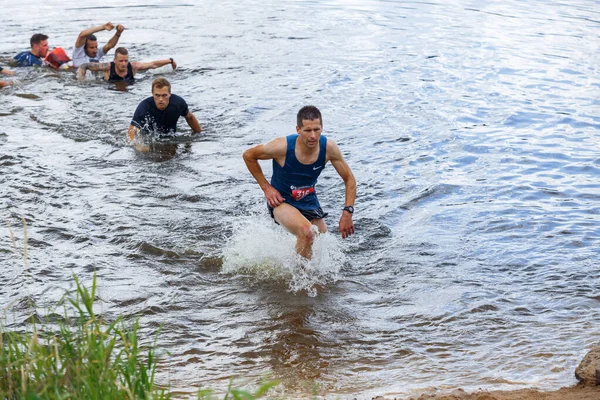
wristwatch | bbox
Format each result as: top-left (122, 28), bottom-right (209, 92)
top-left (343, 206), bottom-right (354, 214)
top-left (169, 57), bottom-right (174, 65)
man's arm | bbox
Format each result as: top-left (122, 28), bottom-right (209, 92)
top-left (1, 68), bottom-right (15, 76)
top-left (127, 124), bottom-right (151, 152)
top-left (102, 25), bottom-right (125, 54)
top-left (77, 62), bottom-right (110, 80)
top-left (131, 58), bottom-right (176, 73)
top-left (184, 111), bottom-right (202, 133)
top-left (328, 140), bottom-right (356, 239)
top-left (75, 22), bottom-right (114, 48)
top-left (127, 124), bottom-right (139, 143)
top-left (242, 138), bottom-right (287, 208)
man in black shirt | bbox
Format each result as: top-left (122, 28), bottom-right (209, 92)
top-left (127, 77), bottom-right (201, 150)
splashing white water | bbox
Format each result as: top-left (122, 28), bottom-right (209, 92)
top-left (221, 213), bottom-right (345, 296)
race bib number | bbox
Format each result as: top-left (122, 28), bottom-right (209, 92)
top-left (291, 185), bottom-right (315, 201)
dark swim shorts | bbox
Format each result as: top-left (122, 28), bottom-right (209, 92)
top-left (268, 205), bottom-right (328, 222)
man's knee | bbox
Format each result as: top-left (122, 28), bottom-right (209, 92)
top-left (298, 223), bottom-right (316, 244)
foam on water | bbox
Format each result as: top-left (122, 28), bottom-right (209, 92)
top-left (149, 64), bottom-right (176, 75)
top-left (221, 214), bottom-right (345, 296)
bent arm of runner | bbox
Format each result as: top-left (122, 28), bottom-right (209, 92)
top-left (328, 140), bottom-right (356, 239)
top-left (132, 58), bottom-right (176, 73)
top-left (77, 62), bottom-right (110, 80)
top-left (184, 111), bottom-right (202, 134)
top-left (75, 22), bottom-right (114, 48)
top-left (243, 137), bottom-right (287, 207)
top-left (1, 68), bottom-right (15, 76)
top-left (102, 25), bottom-right (125, 54)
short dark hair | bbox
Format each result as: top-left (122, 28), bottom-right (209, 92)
top-left (85, 34), bottom-right (97, 47)
top-left (297, 105), bottom-right (322, 127)
top-left (152, 77), bottom-right (171, 93)
top-left (30, 33), bottom-right (49, 48)
top-left (115, 47), bottom-right (128, 57)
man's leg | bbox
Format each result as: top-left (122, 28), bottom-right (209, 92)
top-left (273, 203), bottom-right (315, 259)
top-left (310, 217), bottom-right (327, 234)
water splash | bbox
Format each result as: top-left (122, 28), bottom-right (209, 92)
top-left (221, 214), bottom-right (345, 296)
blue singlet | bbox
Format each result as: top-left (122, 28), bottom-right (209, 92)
top-left (270, 134), bottom-right (327, 211)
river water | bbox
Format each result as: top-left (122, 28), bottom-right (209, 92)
top-left (1, 0), bottom-right (599, 398)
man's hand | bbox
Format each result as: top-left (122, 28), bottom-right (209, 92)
top-left (77, 66), bottom-right (86, 80)
top-left (170, 59), bottom-right (177, 70)
top-left (133, 143), bottom-right (150, 152)
top-left (339, 212), bottom-right (355, 239)
top-left (116, 24), bottom-right (125, 35)
top-left (127, 125), bottom-right (140, 143)
top-left (184, 111), bottom-right (201, 133)
top-left (127, 125), bottom-right (149, 152)
top-left (104, 22), bottom-right (115, 31)
top-left (263, 185), bottom-right (285, 208)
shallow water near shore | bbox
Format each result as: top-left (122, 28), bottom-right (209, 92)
top-left (1, 0), bottom-right (599, 398)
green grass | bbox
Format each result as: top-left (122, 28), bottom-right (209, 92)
top-left (0, 274), bottom-right (168, 399)
top-left (0, 274), bottom-right (278, 400)
top-left (2, 220), bottom-right (278, 399)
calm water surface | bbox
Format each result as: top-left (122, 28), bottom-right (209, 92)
top-left (1, 0), bottom-right (599, 398)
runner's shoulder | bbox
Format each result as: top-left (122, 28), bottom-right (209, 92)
top-left (260, 137), bottom-right (287, 157)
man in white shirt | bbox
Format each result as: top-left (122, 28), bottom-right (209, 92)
top-left (72, 22), bottom-right (125, 68)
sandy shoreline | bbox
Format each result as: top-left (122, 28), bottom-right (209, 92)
top-left (407, 384), bottom-right (600, 400)
top-left (376, 345), bottom-right (600, 400)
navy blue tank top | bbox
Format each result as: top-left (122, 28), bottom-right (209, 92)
top-left (271, 134), bottom-right (327, 210)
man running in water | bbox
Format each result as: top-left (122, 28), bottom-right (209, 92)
top-left (127, 77), bottom-right (201, 151)
top-left (13, 34), bottom-right (49, 66)
top-left (77, 47), bottom-right (176, 83)
top-left (243, 106), bottom-right (356, 259)
top-left (72, 22), bottom-right (125, 67)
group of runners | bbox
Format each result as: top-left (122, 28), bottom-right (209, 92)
top-left (2, 24), bottom-right (356, 259)
top-left (7, 23), bottom-right (176, 80)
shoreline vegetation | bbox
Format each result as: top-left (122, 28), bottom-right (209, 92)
top-left (0, 274), bottom-right (277, 400)
top-left (2, 274), bottom-right (598, 400)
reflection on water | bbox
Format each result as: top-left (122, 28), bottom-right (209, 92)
top-left (1, 0), bottom-right (599, 398)
top-left (267, 306), bottom-right (327, 385)
top-left (109, 81), bottom-right (132, 92)
top-left (134, 142), bottom-right (191, 162)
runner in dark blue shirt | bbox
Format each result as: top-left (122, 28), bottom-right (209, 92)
top-left (13, 34), bottom-right (49, 67)
top-left (243, 106), bottom-right (356, 259)
top-left (127, 77), bottom-right (201, 149)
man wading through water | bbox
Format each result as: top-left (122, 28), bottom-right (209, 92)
top-left (77, 47), bottom-right (177, 83)
top-left (243, 106), bottom-right (356, 259)
top-left (126, 77), bottom-right (201, 154)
